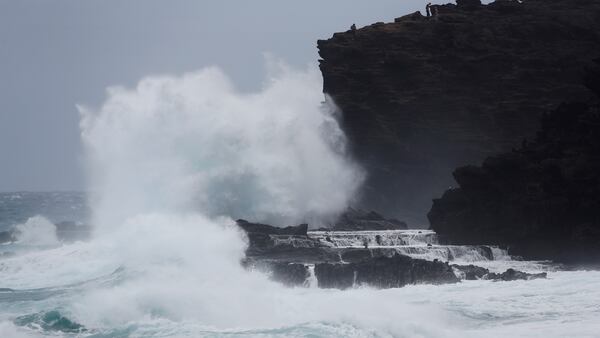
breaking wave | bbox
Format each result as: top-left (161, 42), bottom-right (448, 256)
top-left (79, 60), bottom-right (364, 229)
top-left (13, 216), bottom-right (59, 247)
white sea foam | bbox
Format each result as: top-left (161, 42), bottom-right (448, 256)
top-left (79, 60), bottom-right (363, 230)
top-left (13, 216), bottom-right (59, 247)
top-left (0, 321), bottom-right (38, 338)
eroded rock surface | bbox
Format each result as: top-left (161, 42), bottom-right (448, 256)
top-left (429, 59), bottom-right (600, 263)
top-left (318, 0), bottom-right (600, 223)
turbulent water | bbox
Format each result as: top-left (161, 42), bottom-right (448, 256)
top-left (2, 63), bottom-right (599, 337)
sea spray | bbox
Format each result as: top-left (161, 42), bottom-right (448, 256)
top-left (71, 60), bottom-right (424, 332)
top-left (79, 61), bottom-right (364, 230)
top-left (14, 216), bottom-right (59, 246)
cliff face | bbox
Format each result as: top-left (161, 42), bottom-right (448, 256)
top-left (318, 0), bottom-right (600, 224)
top-left (428, 59), bottom-right (600, 263)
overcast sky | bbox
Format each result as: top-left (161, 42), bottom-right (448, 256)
top-left (0, 0), bottom-right (431, 191)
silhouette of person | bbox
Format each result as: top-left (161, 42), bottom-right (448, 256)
top-left (426, 3), bottom-right (432, 17)
top-left (350, 24), bottom-right (357, 37)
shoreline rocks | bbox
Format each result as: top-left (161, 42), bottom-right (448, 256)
top-left (330, 208), bottom-right (408, 231)
top-left (315, 254), bottom-right (459, 289)
top-left (237, 219), bottom-right (547, 289)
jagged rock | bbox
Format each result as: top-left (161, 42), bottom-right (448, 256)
top-left (315, 254), bottom-right (459, 289)
top-left (486, 268), bottom-right (547, 281)
top-left (333, 208), bottom-right (408, 230)
top-left (318, 0), bottom-right (600, 224)
top-left (453, 265), bottom-right (547, 281)
top-left (268, 262), bottom-right (309, 287)
top-left (236, 219), bottom-right (308, 236)
top-left (452, 264), bottom-right (490, 280)
top-left (429, 60), bottom-right (600, 263)
top-left (236, 219), bottom-right (342, 263)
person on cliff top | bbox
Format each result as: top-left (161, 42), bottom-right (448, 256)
top-left (426, 3), bottom-right (439, 18)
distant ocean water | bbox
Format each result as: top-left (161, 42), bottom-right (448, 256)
top-left (0, 192), bottom-right (88, 232)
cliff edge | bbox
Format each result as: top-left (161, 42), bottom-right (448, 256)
top-left (318, 0), bottom-right (600, 224)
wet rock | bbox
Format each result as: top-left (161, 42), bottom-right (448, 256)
top-left (269, 262), bottom-right (309, 287)
top-left (486, 268), bottom-right (547, 281)
top-left (340, 248), bottom-right (373, 263)
top-left (333, 208), bottom-right (408, 230)
top-left (315, 254), bottom-right (459, 289)
top-left (452, 264), bottom-right (490, 280)
top-left (242, 259), bottom-right (311, 287)
top-left (236, 219), bottom-right (318, 256)
top-left (236, 219), bottom-right (308, 236)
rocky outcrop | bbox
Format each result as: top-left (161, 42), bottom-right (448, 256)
top-left (315, 254), bottom-right (459, 289)
top-left (243, 259), bottom-right (310, 287)
top-left (452, 264), bottom-right (490, 280)
top-left (236, 219), bottom-right (341, 262)
top-left (486, 268), bottom-right (547, 281)
top-left (429, 59), bottom-right (600, 263)
top-left (331, 208), bottom-right (408, 230)
top-left (453, 264), bottom-right (547, 281)
top-left (236, 219), bottom-right (308, 236)
top-left (237, 219), bottom-right (549, 288)
top-left (318, 0), bottom-right (600, 224)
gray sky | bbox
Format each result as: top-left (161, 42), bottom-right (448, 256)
top-left (0, 0), bottom-right (428, 192)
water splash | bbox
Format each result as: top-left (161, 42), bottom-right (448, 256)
top-left (13, 216), bottom-right (59, 247)
top-left (79, 61), bottom-right (363, 230)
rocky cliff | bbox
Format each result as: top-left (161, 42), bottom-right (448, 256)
top-left (318, 0), bottom-right (600, 224)
top-left (429, 59), bottom-right (600, 263)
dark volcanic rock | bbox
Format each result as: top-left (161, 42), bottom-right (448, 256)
top-left (236, 219), bottom-right (310, 255)
top-left (453, 265), bottom-right (547, 281)
top-left (486, 268), bottom-right (547, 281)
top-left (333, 208), bottom-right (408, 230)
top-left (452, 264), bottom-right (489, 280)
top-left (429, 60), bottom-right (600, 263)
top-left (315, 254), bottom-right (459, 289)
top-left (318, 0), bottom-right (600, 223)
top-left (236, 219), bottom-right (308, 236)
top-left (268, 262), bottom-right (309, 286)
top-left (236, 219), bottom-right (340, 263)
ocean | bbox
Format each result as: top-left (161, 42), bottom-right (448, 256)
top-left (2, 64), bottom-right (598, 338)
top-left (1, 192), bottom-right (599, 338)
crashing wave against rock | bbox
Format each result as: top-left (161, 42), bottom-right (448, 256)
top-left (237, 219), bottom-right (546, 289)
